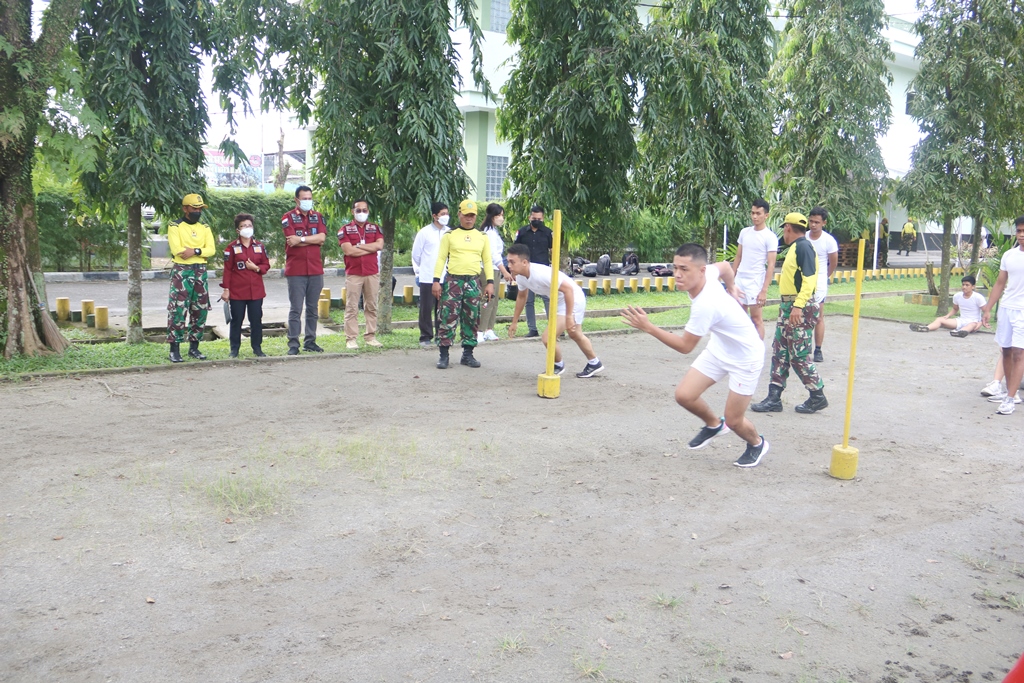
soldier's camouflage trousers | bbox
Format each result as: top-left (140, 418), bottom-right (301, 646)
top-left (769, 301), bottom-right (824, 391)
top-left (167, 264), bottom-right (211, 343)
top-left (437, 275), bottom-right (481, 348)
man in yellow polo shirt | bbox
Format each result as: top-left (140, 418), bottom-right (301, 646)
top-left (898, 219), bottom-right (917, 255)
top-left (166, 193), bottom-right (216, 362)
top-left (752, 212), bottom-right (828, 414)
top-left (431, 200), bottom-right (494, 369)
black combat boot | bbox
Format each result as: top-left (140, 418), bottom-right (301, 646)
top-left (436, 346), bottom-right (450, 369)
top-left (252, 346), bottom-right (267, 358)
top-left (795, 388), bottom-right (828, 414)
top-left (460, 345), bottom-right (481, 368)
top-left (188, 341), bottom-right (206, 360)
top-left (751, 384), bottom-right (784, 412)
top-left (169, 343), bottom-right (184, 363)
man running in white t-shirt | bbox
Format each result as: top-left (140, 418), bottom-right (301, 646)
top-left (910, 274), bottom-right (986, 337)
top-left (982, 216), bottom-right (1024, 415)
top-left (807, 206), bottom-right (839, 362)
top-left (506, 244), bottom-right (604, 378)
top-left (732, 199), bottom-right (778, 340)
top-left (622, 243), bottom-right (769, 468)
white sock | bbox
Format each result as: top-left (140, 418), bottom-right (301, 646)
top-left (588, 357), bottom-right (601, 366)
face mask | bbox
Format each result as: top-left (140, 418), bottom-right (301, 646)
top-left (185, 211), bottom-right (202, 224)
top-left (437, 215), bottom-right (450, 226)
top-left (239, 227), bottom-right (254, 239)
top-left (299, 199), bottom-right (313, 212)
top-left (354, 212), bottom-right (369, 223)
top-left (494, 216), bottom-right (505, 227)
top-left (530, 219), bottom-right (544, 229)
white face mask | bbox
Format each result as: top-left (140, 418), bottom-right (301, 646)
top-left (299, 199), bottom-right (313, 212)
top-left (437, 215), bottom-right (450, 226)
top-left (239, 227), bottom-right (254, 239)
top-left (354, 211), bottom-right (369, 223)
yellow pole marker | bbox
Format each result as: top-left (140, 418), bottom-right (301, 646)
top-left (321, 287), bottom-right (331, 300)
top-left (667, 276), bottom-right (675, 291)
top-left (602, 278), bottom-right (611, 294)
top-left (537, 210), bottom-right (563, 399)
top-left (318, 298), bottom-right (331, 320)
top-left (615, 277), bottom-right (625, 294)
top-left (653, 276), bottom-right (662, 291)
top-left (499, 281), bottom-right (507, 299)
top-left (642, 276), bottom-right (651, 291)
top-left (588, 279), bottom-right (597, 296)
top-left (341, 287), bottom-right (347, 306)
top-left (55, 297), bottom-right (70, 321)
top-left (830, 238), bottom-right (866, 480)
top-left (628, 277), bottom-right (637, 293)
top-left (81, 300), bottom-right (95, 319)
top-left (403, 284), bottom-right (414, 304)
top-left (94, 306), bottom-right (109, 330)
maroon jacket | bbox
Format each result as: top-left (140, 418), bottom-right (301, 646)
top-left (220, 238), bottom-right (270, 300)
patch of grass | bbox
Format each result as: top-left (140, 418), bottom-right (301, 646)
top-left (497, 632), bottom-right (530, 657)
top-left (956, 552), bottom-right (994, 573)
top-left (910, 594), bottom-right (934, 609)
top-left (651, 593), bottom-right (682, 610)
top-left (199, 472), bottom-right (285, 517)
top-left (572, 654), bottom-right (606, 679)
top-left (1001, 592), bottom-right (1023, 610)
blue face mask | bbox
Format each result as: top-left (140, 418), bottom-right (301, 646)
top-left (299, 199), bottom-right (313, 212)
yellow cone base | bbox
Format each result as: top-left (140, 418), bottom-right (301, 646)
top-left (537, 373), bottom-right (561, 399)
top-left (829, 444), bottom-right (859, 480)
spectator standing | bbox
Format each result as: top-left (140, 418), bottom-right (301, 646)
top-left (732, 198), bottom-right (778, 340)
top-left (898, 219), bottom-right (917, 255)
top-left (432, 200), bottom-right (494, 369)
top-left (513, 205), bottom-right (553, 337)
top-left (411, 202), bottom-right (450, 347)
top-left (478, 203), bottom-right (513, 342)
top-left (219, 213), bottom-right (270, 357)
top-left (166, 193), bottom-right (215, 363)
top-left (981, 216), bottom-right (1024, 415)
top-left (751, 212), bottom-right (829, 414)
top-left (282, 186), bottom-right (327, 355)
top-left (338, 199), bottom-right (384, 349)
top-left (807, 206), bottom-right (839, 362)
top-left (878, 217), bottom-right (890, 267)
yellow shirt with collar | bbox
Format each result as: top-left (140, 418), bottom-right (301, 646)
top-left (168, 220), bottom-right (216, 265)
top-left (434, 228), bottom-right (494, 281)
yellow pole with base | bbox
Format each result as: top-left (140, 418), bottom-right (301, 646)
top-left (830, 238), bottom-right (865, 480)
top-left (537, 210), bottom-right (563, 399)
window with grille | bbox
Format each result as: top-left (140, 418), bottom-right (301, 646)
top-left (490, 0), bottom-right (511, 32)
top-left (485, 156), bottom-right (508, 200)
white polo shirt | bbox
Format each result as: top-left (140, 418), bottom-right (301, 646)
top-left (412, 223), bottom-right (448, 284)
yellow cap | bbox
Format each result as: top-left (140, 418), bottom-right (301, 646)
top-left (182, 193), bottom-right (207, 208)
top-left (783, 212), bottom-right (808, 229)
top-left (459, 199), bottom-right (478, 215)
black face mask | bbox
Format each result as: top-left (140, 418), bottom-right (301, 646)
top-left (184, 211), bottom-right (202, 224)
top-left (530, 219), bottom-right (544, 230)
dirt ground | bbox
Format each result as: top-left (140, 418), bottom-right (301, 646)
top-left (1, 316), bottom-right (1022, 683)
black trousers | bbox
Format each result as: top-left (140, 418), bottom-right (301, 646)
top-left (229, 298), bottom-right (264, 350)
top-left (418, 283), bottom-right (440, 342)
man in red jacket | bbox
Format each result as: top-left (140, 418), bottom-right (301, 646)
top-left (220, 213), bottom-right (271, 357)
top-left (282, 186), bottom-right (328, 355)
top-left (338, 199), bottom-right (384, 349)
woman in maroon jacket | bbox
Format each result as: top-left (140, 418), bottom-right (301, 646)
top-left (220, 213), bottom-right (271, 357)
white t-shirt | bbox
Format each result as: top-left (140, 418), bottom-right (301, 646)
top-left (515, 263), bottom-right (585, 316)
top-left (685, 268), bottom-right (763, 365)
top-left (808, 230), bottom-right (839, 291)
top-left (999, 247), bottom-right (1024, 311)
top-left (736, 226), bottom-right (779, 278)
top-left (953, 291), bottom-right (986, 322)
top-left (483, 226), bottom-right (505, 270)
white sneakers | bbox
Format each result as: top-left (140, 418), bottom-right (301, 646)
top-left (980, 379), bottom-right (1004, 397)
top-left (346, 339), bottom-right (358, 350)
top-left (476, 330), bottom-right (500, 342)
top-left (997, 396), bottom-right (1017, 415)
top-left (477, 331), bottom-right (486, 343)
top-left (990, 390), bottom-right (1022, 404)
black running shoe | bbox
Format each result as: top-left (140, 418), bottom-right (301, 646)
top-left (949, 329), bottom-right (970, 338)
top-left (526, 330), bottom-right (540, 338)
top-left (553, 362), bottom-right (566, 376)
top-left (688, 419), bottom-right (729, 449)
top-left (734, 437), bottom-right (769, 468)
top-left (813, 348), bottom-right (824, 363)
top-left (304, 342), bottom-right (324, 353)
top-left (576, 361), bottom-right (604, 378)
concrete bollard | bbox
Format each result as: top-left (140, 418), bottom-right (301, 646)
top-left (94, 306), bottom-right (109, 330)
top-left (56, 297), bottom-right (71, 321)
top-left (321, 287), bottom-right (331, 300)
top-left (588, 280), bottom-right (597, 296)
top-left (642, 277), bottom-right (651, 291)
top-left (498, 281), bottom-right (506, 299)
top-left (341, 287), bottom-right (347, 306)
top-left (667, 277), bottom-right (676, 291)
top-left (629, 277), bottom-right (638, 293)
top-left (403, 284), bottom-right (414, 305)
top-left (81, 300), bottom-right (95, 320)
top-left (654, 277), bottom-right (663, 291)
top-left (615, 277), bottom-right (625, 294)
top-left (318, 298), bottom-right (331, 320)
top-left (601, 278), bottom-right (611, 295)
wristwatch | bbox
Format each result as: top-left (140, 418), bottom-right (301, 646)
top-left (300, 236), bottom-right (306, 243)
top-left (194, 248), bottom-right (202, 256)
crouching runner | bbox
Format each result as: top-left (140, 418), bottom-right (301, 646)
top-left (506, 244), bottom-right (604, 378)
top-left (621, 243), bottom-right (769, 467)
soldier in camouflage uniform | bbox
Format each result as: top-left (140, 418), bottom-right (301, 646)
top-left (752, 212), bottom-right (829, 414)
top-left (432, 200), bottom-right (495, 369)
top-left (166, 193), bottom-right (216, 362)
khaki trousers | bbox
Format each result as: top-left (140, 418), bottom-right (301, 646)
top-left (345, 273), bottom-right (380, 341)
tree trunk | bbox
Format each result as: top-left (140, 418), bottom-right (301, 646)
top-left (126, 202), bottom-right (144, 343)
top-left (936, 213), bottom-right (953, 316)
top-left (377, 217), bottom-right (395, 334)
top-left (970, 214), bottom-right (983, 272)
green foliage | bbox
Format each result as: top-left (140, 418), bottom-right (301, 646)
top-left (498, 0), bottom-right (642, 245)
top-left (768, 0), bottom-right (893, 240)
top-left (637, 0), bottom-right (774, 258)
top-left (974, 232), bottom-right (1017, 289)
top-left (202, 190), bottom-right (296, 264)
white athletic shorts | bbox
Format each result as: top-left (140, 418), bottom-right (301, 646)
top-left (691, 349), bottom-right (764, 397)
top-left (995, 308), bottom-right (1024, 348)
top-left (956, 318), bottom-right (980, 331)
top-left (556, 299), bottom-right (586, 325)
top-left (814, 285), bottom-right (828, 304)
top-left (736, 273), bottom-right (765, 306)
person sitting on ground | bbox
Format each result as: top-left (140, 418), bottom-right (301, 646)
top-left (506, 244), bottom-right (604, 378)
top-left (910, 275), bottom-right (986, 337)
